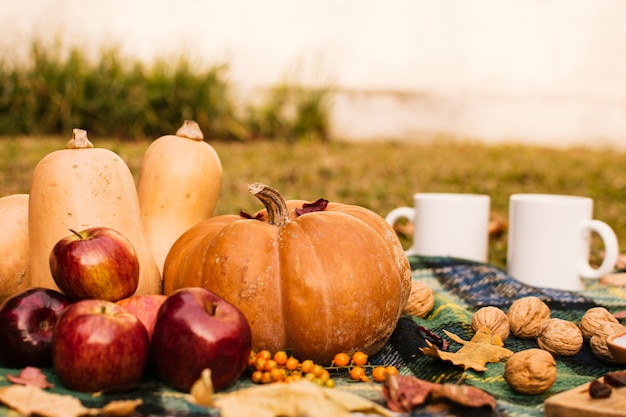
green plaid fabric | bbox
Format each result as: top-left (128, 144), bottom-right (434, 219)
top-left (1, 256), bottom-right (625, 416)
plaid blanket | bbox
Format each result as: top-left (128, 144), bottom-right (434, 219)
top-left (1, 255), bottom-right (626, 417)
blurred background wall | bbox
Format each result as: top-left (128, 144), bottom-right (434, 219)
top-left (2, 0), bottom-right (625, 148)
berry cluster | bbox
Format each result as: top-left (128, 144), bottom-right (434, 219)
top-left (248, 350), bottom-right (399, 387)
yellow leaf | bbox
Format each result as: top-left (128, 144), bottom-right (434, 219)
top-left (214, 380), bottom-right (393, 417)
top-left (0, 385), bottom-right (141, 417)
top-left (421, 327), bottom-right (513, 371)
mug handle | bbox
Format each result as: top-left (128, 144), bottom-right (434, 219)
top-left (385, 207), bottom-right (415, 255)
top-left (577, 219), bottom-right (619, 279)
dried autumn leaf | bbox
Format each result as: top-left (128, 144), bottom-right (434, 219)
top-left (0, 384), bottom-right (142, 417)
top-left (214, 379), bottom-right (393, 417)
top-left (6, 366), bottom-right (54, 389)
top-left (189, 368), bottom-right (214, 407)
top-left (431, 383), bottom-right (496, 409)
top-left (100, 399), bottom-right (143, 416)
top-left (0, 385), bottom-right (90, 417)
top-left (420, 327), bottom-right (513, 371)
top-left (382, 374), bottom-right (496, 412)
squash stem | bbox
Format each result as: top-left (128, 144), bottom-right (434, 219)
top-left (175, 120), bottom-right (204, 141)
top-left (248, 183), bottom-right (291, 227)
top-left (66, 128), bottom-right (94, 149)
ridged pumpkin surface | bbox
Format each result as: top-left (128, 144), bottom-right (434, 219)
top-left (163, 183), bottom-right (412, 365)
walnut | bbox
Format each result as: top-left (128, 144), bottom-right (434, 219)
top-left (403, 280), bottom-right (435, 318)
top-left (507, 296), bottom-right (551, 340)
top-left (579, 307), bottom-right (620, 341)
top-left (590, 322), bottom-right (626, 364)
top-left (504, 348), bottom-right (557, 395)
top-left (472, 306), bottom-right (510, 341)
top-left (536, 318), bottom-right (583, 356)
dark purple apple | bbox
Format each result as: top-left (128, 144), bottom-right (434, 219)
top-left (49, 227), bottom-right (140, 301)
top-left (52, 299), bottom-right (149, 392)
top-left (152, 287), bottom-right (252, 392)
top-left (0, 287), bottom-right (71, 368)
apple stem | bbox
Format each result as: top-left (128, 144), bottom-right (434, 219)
top-left (209, 302), bottom-right (217, 316)
top-left (69, 229), bottom-right (83, 239)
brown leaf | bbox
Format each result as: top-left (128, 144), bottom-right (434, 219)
top-left (383, 374), bottom-right (496, 412)
top-left (430, 383), bottom-right (496, 410)
top-left (382, 373), bottom-right (436, 412)
top-left (295, 198), bottom-right (329, 216)
top-left (214, 379), bottom-right (393, 417)
top-left (0, 384), bottom-right (142, 417)
top-left (420, 327), bottom-right (513, 371)
top-left (6, 366), bottom-right (54, 389)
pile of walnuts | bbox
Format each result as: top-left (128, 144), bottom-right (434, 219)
top-left (471, 296), bottom-right (625, 395)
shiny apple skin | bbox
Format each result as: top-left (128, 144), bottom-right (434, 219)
top-left (115, 294), bottom-right (167, 340)
top-left (0, 287), bottom-right (72, 368)
top-left (49, 227), bottom-right (140, 301)
top-left (52, 299), bottom-right (149, 392)
top-left (152, 287), bottom-right (252, 392)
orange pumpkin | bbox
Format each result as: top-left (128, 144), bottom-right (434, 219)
top-left (163, 183), bottom-right (412, 365)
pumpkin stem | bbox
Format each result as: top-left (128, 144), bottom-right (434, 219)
top-left (66, 128), bottom-right (94, 149)
top-left (248, 183), bottom-right (291, 227)
top-left (176, 120), bottom-right (204, 141)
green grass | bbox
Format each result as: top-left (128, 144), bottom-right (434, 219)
top-left (2, 136), bottom-right (625, 270)
top-left (0, 38), bottom-right (331, 142)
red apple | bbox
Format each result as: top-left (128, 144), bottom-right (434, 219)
top-left (115, 294), bottom-right (167, 340)
top-left (52, 299), bottom-right (149, 392)
top-left (152, 287), bottom-right (252, 392)
top-left (0, 287), bottom-right (71, 368)
top-left (49, 227), bottom-right (140, 301)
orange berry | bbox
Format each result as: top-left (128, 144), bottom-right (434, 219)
top-left (248, 351), bottom-right (257, 367)
top-left (251, 370), bottom-right (264, 384)
top-left (273, 350), bottom-right (288, 365)
top-left (319, 369), bottom-right (331, 382)
top-left (349, 366), bottom-right (367, 381)
top-left (270, 367), bottom-right (285, 382)
top-left (385, 365), bottom-right (399, 376)
top-left (263, 359), bottom-right (278, 372)
top-left (256, 350), bottom-right (272, 360)
top-left (301, 359), bottom-right (315, 374)
top-left (254, 357), bottom-right (267, 371)
top-left (285, 356), bottom-right (299, 371)
top-left (332, 352), bottom-right (350, 367)
top-left (311, 364), bottom-right (325, 378)
top-left (261, 371), bottom-right (272, 384)
top-left (351, 351), bottom-right (368, 366)
top-left (372, 366), bottom-right (388, 382)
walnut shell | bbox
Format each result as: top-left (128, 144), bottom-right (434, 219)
top-left (579, 307), bottom-right (620, 341)
top-left (507, 296), bottom-right (551, 340)
top-left (536, 318), bottom-right (583, 356)
top-left (589, 321), bottom-right (626, 364)
top-left (403, 280), bottom-right (435, 318)
top-left (504, 348), bottom-right (557, 395)
top-left (472, 306), bottom-right (510, 341)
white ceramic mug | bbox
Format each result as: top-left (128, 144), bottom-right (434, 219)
top-left (506, 194), bottom-right (619, 291)
top-left (385, 193), bottom-right (491, 262)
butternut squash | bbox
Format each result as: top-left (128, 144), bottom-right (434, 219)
top-left (28, 129), bottom-right (162, 295)
top-left (0, 194), bottom-right (30, 303)
top-left (137, 120), bottom-right (222, 274)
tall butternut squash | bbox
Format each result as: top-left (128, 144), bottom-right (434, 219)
top-left (137, 120), bottom-right (222, 274)
top-left (0, 194), bottom-right (30, 303)
top-left (28, 129), bottom-right (162, 295)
